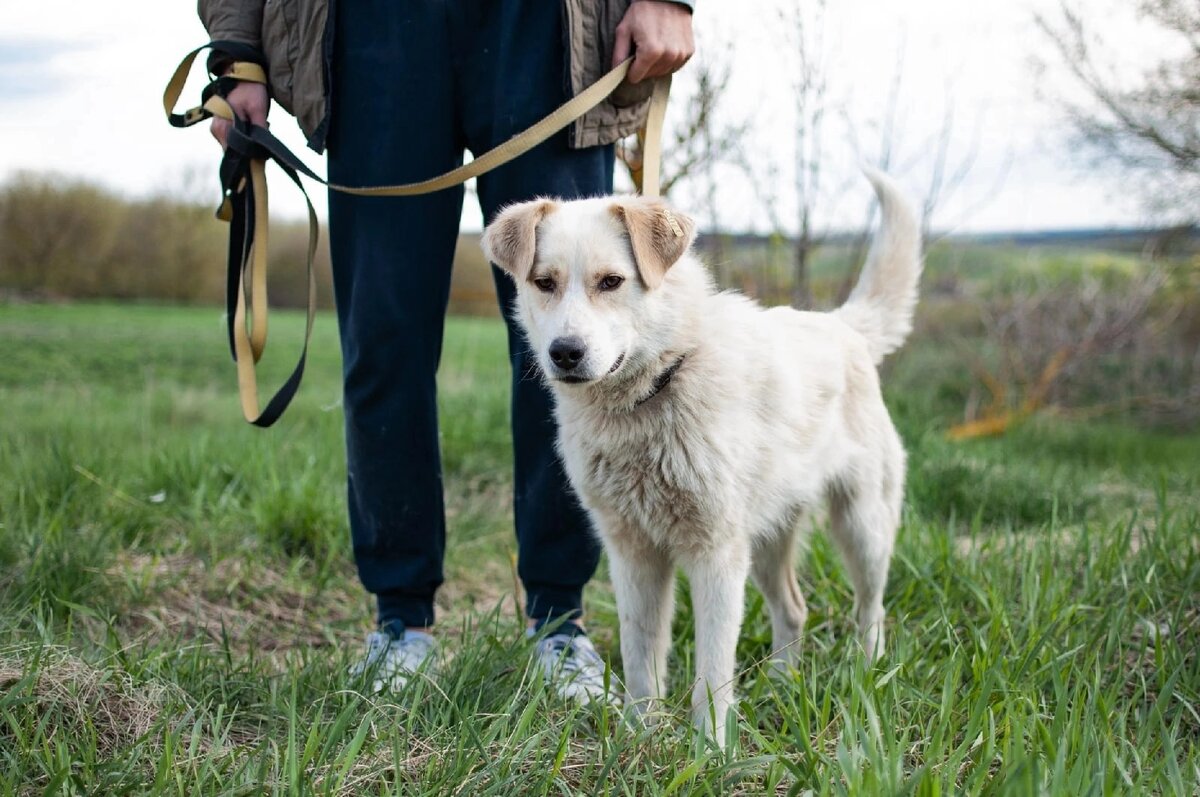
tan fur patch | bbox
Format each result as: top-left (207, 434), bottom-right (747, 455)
top-left (481, 200), bottom-right (558, 281)
top-left (609, 198), bottom-right (696, 289)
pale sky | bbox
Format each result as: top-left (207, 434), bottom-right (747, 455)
top-left (0, 0), bottom-right (1167, 234)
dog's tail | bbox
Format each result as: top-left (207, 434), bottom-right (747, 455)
top-left (834, 168), bottom-right (923, 364)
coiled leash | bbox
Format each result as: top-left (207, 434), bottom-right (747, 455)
top-left (163, 43), bottom-right (670, 427)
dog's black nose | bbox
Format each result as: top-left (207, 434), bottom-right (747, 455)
top-left (549, 336), bottom-right (586, 370)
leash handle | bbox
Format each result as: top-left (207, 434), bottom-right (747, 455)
top-left (641, 75), bottom-right (670, 198)
top-left (165, 45), bottom-right (670, 426)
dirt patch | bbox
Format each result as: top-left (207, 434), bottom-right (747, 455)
top-left (108, 553), bottom-right (367, 662)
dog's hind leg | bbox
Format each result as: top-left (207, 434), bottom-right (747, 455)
top-left (827, 460), bottom-right (901, 662)
top-left (608, 540), bottom-right (675, 718)
top-left (750, 524), bottom-right (808, 673)
top-left (682, 541), bottom-right (751, 746)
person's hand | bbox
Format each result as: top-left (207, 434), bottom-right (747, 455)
top-left (210, 79), bottom-right (270, 149)
top-left (612, 0), bottom-right (695, 84)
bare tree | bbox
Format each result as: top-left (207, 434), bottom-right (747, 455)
top-left (782, 0), bottom-right (831, 309)
top-left (840, 39), bottom-right (908, 297)
top-left (917, 89), bottom-right (987, 242)
top-left (836, 39), bottom-right (1002, 303)
top-left (1037, 0), bottom-right (1200, 216)
top-left (690, 41), bottom-right (749, 280)
top-left (617, 41), bottom-right (748, 202)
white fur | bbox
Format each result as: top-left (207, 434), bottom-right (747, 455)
top-left (482, 171), bottom-right (922, 745)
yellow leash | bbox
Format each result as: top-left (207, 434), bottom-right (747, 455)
top-left (164, 46), bottom-right (669, 426)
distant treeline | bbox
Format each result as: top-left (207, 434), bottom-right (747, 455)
top-left (0, 173), bottom-right (502, 316)
top-left (4, 172), bottom-right (1196, 316)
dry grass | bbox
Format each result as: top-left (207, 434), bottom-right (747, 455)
top-left (0, 647), bottom-right (181, 757)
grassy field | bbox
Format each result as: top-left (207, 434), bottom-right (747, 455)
top-left (1, 300), bottom-right (1198, 794)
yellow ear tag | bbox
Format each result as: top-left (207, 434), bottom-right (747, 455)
top-left (662, 209), bottom-right (684, 238)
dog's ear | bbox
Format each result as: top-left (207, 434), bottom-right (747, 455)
top-left (481, 199), bottom-right (558, 281)
top-left (610, 198), bottom-right (696, 289)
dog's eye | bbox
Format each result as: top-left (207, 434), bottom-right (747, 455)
top-left (533, 277), bottom-right (556, 293)
top-left (598, 274), bottom-right (625, 291)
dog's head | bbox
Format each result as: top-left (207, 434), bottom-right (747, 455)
top-left (482, 196), bottom-right (696, 386)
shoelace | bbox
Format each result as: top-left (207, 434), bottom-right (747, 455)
top-left (545, 637), bottom-right (601, 675)
top-left (362, 632), bottom-right (390, 664)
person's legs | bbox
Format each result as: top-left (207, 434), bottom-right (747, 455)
top-left (327, 0), bottom-right (465, 633)
top-left (456, 0), bottom-right (613, 628)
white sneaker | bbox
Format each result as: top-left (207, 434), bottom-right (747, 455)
top-left (349, 630), bottom-right (437, 693)
top-left (531, 631), bottom-right (621, 706)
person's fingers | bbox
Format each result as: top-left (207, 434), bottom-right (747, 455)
top-left (210, 117), bottom-right (230, 150)
top-left (227, 83), bottom-right (270, 125)
top-left (629, 47), bottom-right (666, 84)
top-left (206, 82), bottom-right (269, 151)
top-left (643, 48), bottom-right (688, 80)
top-left (672, 47), bottom-right (693, 73)
top-left (613, 21), bottom-right (633, 67)
top-left (674, 38), bottom-right (696, 73)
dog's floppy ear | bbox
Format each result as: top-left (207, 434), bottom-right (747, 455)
top-left (481, 199), bottom-right (558, 281)
top-left (609, 197), bottom-right (696, 289)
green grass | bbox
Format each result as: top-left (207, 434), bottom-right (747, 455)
top-left (1, 302), bottom-right (1198, 794)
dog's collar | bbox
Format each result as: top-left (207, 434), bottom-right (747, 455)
top-left (633, 355), bottom-right (687, 408)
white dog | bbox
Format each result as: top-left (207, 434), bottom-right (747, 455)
top-left (482, 170), bottom-right (921, 744)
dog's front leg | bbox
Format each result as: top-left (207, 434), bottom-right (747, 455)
top-left (682, 542), bottom-right (750, 747)
top-left (608, 539), bottom-right (675, 720)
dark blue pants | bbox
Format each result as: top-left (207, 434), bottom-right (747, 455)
top-left (326, 0), bottom-right (610, 629)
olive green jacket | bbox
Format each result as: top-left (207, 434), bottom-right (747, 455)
top-left (198, 0), bottom-right (693, 153)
